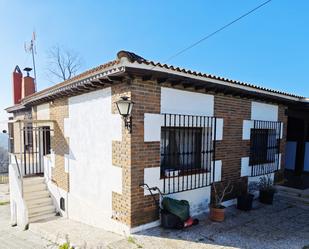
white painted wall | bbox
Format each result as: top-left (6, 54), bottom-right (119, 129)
top-left (36, 103), bottom-right (50, 120)
top-left (144, 114), bottom-right (223, 142)
top-left (144, 87), bottom-right (223, 142)
top-left (43, 154), bottom-right (68, 217)
top-left (241, 154), bottom-right (281, 177)
top-left (9, 154), bottom-right (28, 229)
top-left (64, 88), bottom-right (124, 233)
top-left (251, 102), bottom-right (278, 121)
top-left (161, 87), bottom-right (214, 116)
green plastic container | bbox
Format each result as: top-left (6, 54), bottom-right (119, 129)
top-left (162, 197), bottom-right (190, 222)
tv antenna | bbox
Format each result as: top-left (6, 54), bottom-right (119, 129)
top-left (24, 31), bottom-right (37, 91)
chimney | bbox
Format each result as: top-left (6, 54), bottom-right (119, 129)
top-left (12, 66), bottom-right (23, 104)
top-left (21, 67), bottom-right (35, 99)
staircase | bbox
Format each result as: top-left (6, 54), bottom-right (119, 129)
top-left (276, 185), bottom-right (309, 208)
top-left (23, 177), bottom-right (57, 223)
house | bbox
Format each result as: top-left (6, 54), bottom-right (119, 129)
top-left (6, 51), bottom-right (309, 235)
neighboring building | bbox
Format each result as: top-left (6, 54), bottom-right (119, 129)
top-left (6, 51), bottom-right (309, 234)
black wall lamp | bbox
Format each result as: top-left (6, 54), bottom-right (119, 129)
top-left (115, 96), bottom-right (134, 133)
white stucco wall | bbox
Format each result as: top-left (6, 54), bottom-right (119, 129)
top-left (63, 88), bottom-right (124, 233)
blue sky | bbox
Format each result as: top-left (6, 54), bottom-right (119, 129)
top-left (0, 0), bottom-right (308, 129)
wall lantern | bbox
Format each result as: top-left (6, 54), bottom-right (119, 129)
top-left (115, 96), bottom-right (134, 133)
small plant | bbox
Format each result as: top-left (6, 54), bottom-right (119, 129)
top-left (59, 235), bottom-right (74, 249)
top-left (211, 181), bottom-right (233, 208)
top-left (59, 242), bottom-right (73, 249)
top-left (127, 236), bottom-right (143, 248)
top-left (258, 174), bottom-right (275, 192)
top-left (0, 201), bottom-right (9, 206)
top-left (258, 174), bottom-right (276, 205)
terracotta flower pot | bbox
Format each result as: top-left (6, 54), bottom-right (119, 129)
top-left (209, 206), bottom-right (225, 222)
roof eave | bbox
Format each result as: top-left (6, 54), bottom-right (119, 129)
top-left (123, 62), bottom-right (303, 104)
top-left (5, 104), bottom-right (27, 113)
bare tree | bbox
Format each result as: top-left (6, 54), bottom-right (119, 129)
top-left (46, 45), bottom-right (82, 82)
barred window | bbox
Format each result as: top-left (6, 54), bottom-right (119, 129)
top-left (249, 120), bottom-right (281, 176)
top-left (160, 114), bottom-right (216, 194)
top-left (23, 124), bottom-right (33, 151)
top-left (161, 127), bottom-right (203, 175)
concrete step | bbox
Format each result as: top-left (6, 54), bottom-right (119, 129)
top-left (23, 183), bottom-right (46, 193)
top-left (23, 177), bottom-right (45, 186)
top-left (29, 212), bottom-right (57, 223)
top-left (29, 204), bottom-right (55, 216)
top-left (27, 197), bottom-right (53, 209)
top-left (24, 190), bottom-right (50, 201)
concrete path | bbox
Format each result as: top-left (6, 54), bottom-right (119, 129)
top-left (0, 203), bottom-right (58, 249)
top-left (29, 217), bottom-right (126, 248)
top-left (28, 195), bottom-right (309, 249)
top-left (0, 183), bottom-right (9, 203)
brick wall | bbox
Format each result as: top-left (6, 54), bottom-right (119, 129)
top-left (111, 80), bottom-right (161, 227)
top-left (129, 79), bottom-right (161, 227)
top-left (276, 105), bottom-right (288, 182)
top-left (214, 94), bottom-right (251, 198)
top-left (111, 83), bottom-right (132, 225)
top-left (49, 98), bottom-right (70, 192)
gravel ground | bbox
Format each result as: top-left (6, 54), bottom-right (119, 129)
top-left (133, 196), bottom-right (309, 249)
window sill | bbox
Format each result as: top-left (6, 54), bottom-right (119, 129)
top-left (249, 160), bottom-right (276, 166)
top-left (160, 168), bottom-right (210, 179)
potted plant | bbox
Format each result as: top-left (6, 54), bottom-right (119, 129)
top-left (236, 182), bottom-right (258, 211)
top-left (209, 181), bottom-right (233, 222)
top-left (258, 174), bottom-right (276, 205)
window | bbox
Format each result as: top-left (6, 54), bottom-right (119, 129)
top-left (41, 126), bottom-right (51, 156)
top-left (161, 127), bottom-right (203, 175)
top-left (160, 114), bottom-right (216, 194)
top-left (8, 122), bottom-right (14, 153)
top-left (23, 124), bottom-right (33, 151)
top-left (249, 120), bottom-right (281, 176)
